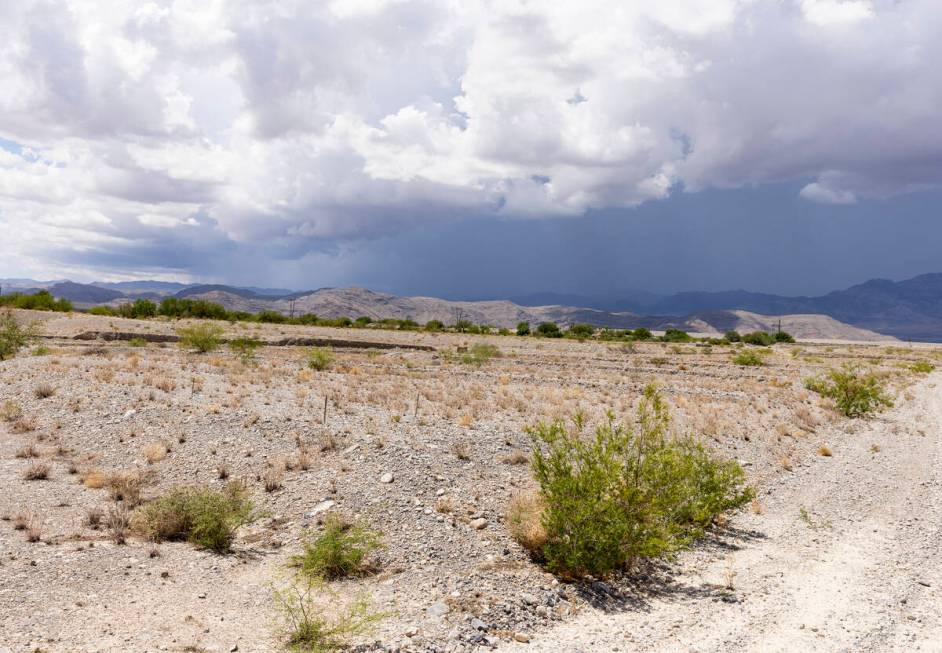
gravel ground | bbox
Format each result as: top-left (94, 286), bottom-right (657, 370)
top-left (0, 311), bottom-right (938, 653)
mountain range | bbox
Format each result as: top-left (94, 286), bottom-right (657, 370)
top-left (4, 273), bottom-right (942, 341)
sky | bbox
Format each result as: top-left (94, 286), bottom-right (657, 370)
top-left (1, 0), bottom-right (941, 299)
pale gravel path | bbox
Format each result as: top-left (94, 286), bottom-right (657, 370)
top-left (501, 374), bottom-right (942, 653)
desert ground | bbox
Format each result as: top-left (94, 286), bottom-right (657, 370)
top-left (1, 310), bottom-right (940, 653)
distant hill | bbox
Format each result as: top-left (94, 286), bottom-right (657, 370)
top-left (17, 273), bottom-right (942, 341)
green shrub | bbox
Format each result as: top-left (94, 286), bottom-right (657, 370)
top-left (910, 361), bottom-right (935, 374)
top-left (229, 336), bottom-right (260, 363)
top-left (568, 324), bottom-right (595, 340)
top-left (804, 365), bottom-right (893, 417)
top-left (536, 322), bottom-right (562, 338)
top-left (421, 319), bottom-right (441, 332)
top-left (275, 576), bottom-right (384, 653)
top-left (89, 306), bottom-right (116, 316)
top-left (461, 343), bottom-right (500, 365)
top-left (774, 331), bottom-right (795, 343)
top-left (742, 331), bottom-right (775, 346)
top-left (257, 310), bottom-right (287, 323)
top-left (307, 347), bottom-right (334, 371)
top-left (0, 290), bottom-right (71, 312)
top-left (632, 327), bottom-right (653, 341)
top-left (516, 321), bottom-right (531, 336)
top-left (525, 385), bottom-right (753, 578)
top-left (732, 350), bottom-right (765, 366)
top-left (128, 337), bottom-right (148, 348)
top-left (177, 322), bottom-right (224, 353)
top-left (454, 319), bottom-right (473, 333)
top-left (0, 311), bottom-right (37, 361)
top-left (660, 328), bottom-right (692, 343)
top-left (131, 483), bottom-right (255, 552)
top-left (292, 514), bottom-right (383, 580)
top-left (724, 330), bottom-right (742, 343)
top-left (117, 299), bottom-right (157, 319)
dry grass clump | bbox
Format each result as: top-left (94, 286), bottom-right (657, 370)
top-left (15, 442), bottom-right (39, 459)
top-left (82, 470), bottom-right (107, 489)
top-left (143, 441), bottom-right (169, 464)
top-left (501, 449), bottom-right (529, 465)
top-left (1, 399), bottom-right (23, 422)
top-left (23, 462), bottom-right (50, 480)
top-left (106, 470), bottom-right (150, 506)
top-left (263, 466), bottom-right (284, 492)
top-left (33, 383), bottom-right (56, 399)
top-left (507, 491), bottom-right (548, 554)
top-left (451, 441), bottom-right (471, 460)
top-left (10, 417), bottom-right (37, 434)
top-left (108, 505), bottom-right (131, 544)
top-left (85, 507), bottom-right (104, 529)
top-left (817, 445), bottom-right (833, 457)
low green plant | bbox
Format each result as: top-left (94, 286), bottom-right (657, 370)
top-left (742, 331), bottom-right (776, 346)
top-left (292, 514), bottom-right (383, 580)
top-left (567, 324), bottom-right (595, 340)
top-left (460, 343), bottom-right (500, 365)
top-left (732, 350), bottom-right (765, 366)
top-left (128, 337), bottom-right (148, 348)
top-left (724, 330), bottom-right (742, 343)
top-left (524, 385), bottom-right (753, 578)
top-left (32, 345), bottom-right (51, 356)
top-left (536, 322), bottom-right (562, 338)
top-left (307, 347), bottom-right (334, 371)
top-left (130, 482), bottom-right (256, 552)
top-left (804, 365), bottom-right (893, 418)
top-left (275, 576), bottom-right (385, 653)
top-left (229, 336), bottom-right (261, 363)
top-left (632, 327), bottom-right (653, 341)
top-left (0, 311), bottom-right (37, 361)
top-left (424, 320), bottom-right (444, 332)
top-left (910, 361), bottom-right (935, 374)
top-left (176, 322), bottom-right (224, 353)
top-left (516, 321), bottom-right (531, 336)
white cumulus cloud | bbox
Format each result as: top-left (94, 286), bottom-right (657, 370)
top-left (1, 0), bottom-right (941, 278)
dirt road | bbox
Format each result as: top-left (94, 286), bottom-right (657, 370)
top-left (502, 374), bottom-right (942, 653)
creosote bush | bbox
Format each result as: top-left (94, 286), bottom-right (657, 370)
top-left (804, 365), bottom-right (893, 418)
top-left (275, 575), bottom-right (384, 653)
top-left (177, 322), bottom-right (225, 353)
top-left (732, 350), bottom-right (765, 366)
top-left (307, 347), bottom-right (334, 371)
top-left (131, 482), bottom-right (255, 552)
top-left (460, 343), bottom-right (500, 366)
top-left (292, 514), bottom-right (383, 580)
top-left (523, 385), bottom-right (753, 578)
top-left (0, 311), bottom-right (37, 361)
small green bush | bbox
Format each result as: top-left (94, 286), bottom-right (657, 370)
top-left (128, 337), bottom-right (148, 348)
top-left (525, 385), bottom-right (753, 578)
top-left (117, 299), bottom-right (157, 319)
top-left (804, 365), bottom-right (893, 418)
top-left (774, 331), bottom-right (795, 343)
top-left (910, 361), bottom-right (935, 374)
top-left (568, 324), bottom-right (595, 340)
top-left (742, 331), bottom-right (775, 346)
top-left (461, 343), bottom-right (500, 366)
top-left (275, 576), bottom-right (384, 653)
top-left (292, 514), bottom-right (383, 580)
top-left (724, 330), bottom-right (742, 343)
top-left (131, 482), bottom-right (255, 552)
top-left (89, 306), bottom-right (117, 316)
top-left (0, 290), bottom-right (71, 312)
top-left (177, 323), bottom-right (224, 353)
top-left (229, 336), bottom-right (260, 363)
top-left (307, 347), bottom-right (334, 371)
top-left (516, 321), bottom-right (531, 336)
top-left (424, 319), bottom-right (444, 332)
top-left (536, 322), bottom-right (562, 338)
top-left (660, 328), bottom-right (692, 343)
top-left (732, 350), bottom-right (765, 366)
top-left (0, 311), bottom-right (37, 361)
top-left (632, 327), bottom-right (653, 341)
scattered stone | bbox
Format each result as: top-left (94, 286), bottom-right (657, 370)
top-left (380, 472), bottom-right (395, 484)
top-left (470, 518), bottom-right (488, 530)
top-left (513, 632), bottom-right (531, 643)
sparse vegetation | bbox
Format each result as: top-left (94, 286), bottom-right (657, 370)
top-left (306, 347), bottom-right (334, 371)
top-left (732, 350), bottom-right (765, 366)
top-left (177, 323), bottom-right (225, 353)
top-left (229, 336), bottom-right (261, 363)
top-left (460, 343), bottom-right (500, 366)
top-left (130, 482), bottom-right (256, 552)
top-left (292, 514), bottom-right (383, 580)
top-left (0, 311), bottom-right (37, 360)
top-left (274, 576), bottom-right (384, 653)
top-left (805, 365), bottom-right (893, 417)
top-left (523, 385), bottom-right (753, 578)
